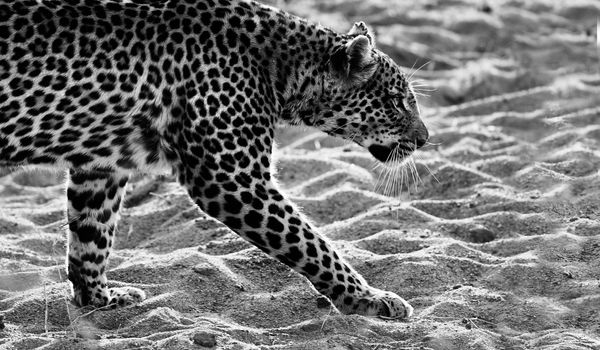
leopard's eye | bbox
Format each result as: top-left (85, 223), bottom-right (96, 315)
top-left (386, 92), bottom-right (403, 105)
top-left (392, 94), bottom-right (409, 112)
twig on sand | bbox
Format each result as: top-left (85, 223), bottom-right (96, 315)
top-left (50, 233), bottom-right (77, 337)
top-left (64, 296), bottom-right (75, 337)
top-left (69, 302), bottom-right (139, 331)
top-left (69, 304), bottom-right (115, 327)
top-left (44, 283), bottom-right (49, 334)
top-left (66, 304), bottom-right (120, 338)
top-left (320, 305), bottom-right (334, 332)
top-left (149, 192), bottom-right (173, 205)
top-left (460, 317), bottom-right (502, 336)
top-left (59, 214), bottom-right (82, 230)
top-left (115, 321), bottom-right (124, 336)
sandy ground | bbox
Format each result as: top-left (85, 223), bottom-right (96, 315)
top-left (1, 0), bottom-right (600, 349)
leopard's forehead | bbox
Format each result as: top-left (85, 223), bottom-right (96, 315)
top-left (371, 53), bottom-right (411, 95)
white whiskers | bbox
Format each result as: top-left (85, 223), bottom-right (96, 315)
top-left (407, 60), bottom-right (430, 82)
top-left (372, 147), bottom-right (417, 199)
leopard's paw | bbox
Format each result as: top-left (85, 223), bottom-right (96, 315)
top-left (354, 287), bottom-right (413, 320)
top-left (75, 286), bottom-right (146, 309)
top-left (106, 287), bottom-right (146, 308)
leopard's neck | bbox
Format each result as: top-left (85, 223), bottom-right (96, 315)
top-left (234, 0), bottom-right (345, 124)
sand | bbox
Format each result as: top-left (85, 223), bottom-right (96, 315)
top-left (1, 0), bottom-right (599, 349)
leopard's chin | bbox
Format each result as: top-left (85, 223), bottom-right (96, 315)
top-left (367, 143), bottom-right (414, 163)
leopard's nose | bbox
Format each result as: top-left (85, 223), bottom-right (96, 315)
top-left (415, 129), bottom-right (428, 149)
top-left (411, 119), bottom-right (429, 149)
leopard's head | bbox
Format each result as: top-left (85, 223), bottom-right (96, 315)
top-left (314, 22), bottom-right (429, 164)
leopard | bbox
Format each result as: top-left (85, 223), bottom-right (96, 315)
top-left (0, 0), bottom-right (429, 319)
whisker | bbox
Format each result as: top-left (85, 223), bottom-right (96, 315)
top-left (382, 149), bottom-right (395, 196)
top-left (415, 152), bottom-right (440, 184)
top-left (407, 157), bottom-right (417, 192)
top-left (410, 79), bottom-right (433, 85)
top-left (398, 153), bottom-right (406, 195)
top-left (401, 159), bottom-right (409, 199)
top-left (412, 88), bottom-right (437, 93)
top-left (406, 59), bottom-right (419, 80)
top-left (415, 139), bottom-right (442, 150)
top-left (395, 159), bottom-right (404, 197)
top-left (411, 83), bottom-right (435, 87)
top-left (374, 159), bottom-right (386, 194)
top-left (393, 166), bottom-right (401, 221)
top-left (411, 157), bottom-right (421, 192)
top-left (408, 60), bottom-right (431, 82)
top-left (390, 150), bottom-right (399, 196)
top-left (413, 141), bottom-right (425, 187)
top-left (390, 148), bottom-right (401, 197)
top-left (412, 86), bottom-right (437, 92)
top-left (382, 169), bottom-right (391, 196)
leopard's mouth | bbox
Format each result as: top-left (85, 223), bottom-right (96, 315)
top-left (367, 143), bottom-right (414, 163)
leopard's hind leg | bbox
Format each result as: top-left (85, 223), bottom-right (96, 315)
top-left (66, 170), bottom-right (145, 308)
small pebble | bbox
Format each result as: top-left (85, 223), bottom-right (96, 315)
top-left (481, 4), bottom-right (492, 13)
top-left (192, 332), bottom-right (217, 348)
top-left (76, 332), bottom-right (100, 340)
top-left (300, 323), bottom-right (320, 332)
top-left (192, 263), bottom-right (214, 275)
top-left (469, 227), bottom-right (495, 243)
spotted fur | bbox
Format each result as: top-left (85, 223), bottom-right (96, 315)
top-left (0, 0), bottom-right (428, 318)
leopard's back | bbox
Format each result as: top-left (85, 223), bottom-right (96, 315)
top-left (0, 0), bottom-right (183, 173)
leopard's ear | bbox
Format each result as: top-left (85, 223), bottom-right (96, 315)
top-left (348, 21), bottom-right (375, 45)
top-left (330, 34), bottom-right (378, 86)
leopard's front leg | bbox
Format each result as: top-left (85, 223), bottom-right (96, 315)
top-left (177, 148), bottom-right (412, 319)
top-left (66, 170), bottom-right (145, 308)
